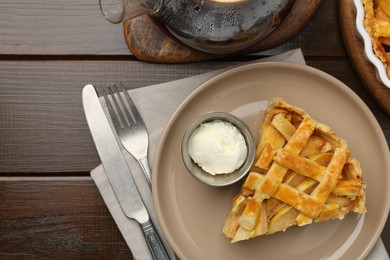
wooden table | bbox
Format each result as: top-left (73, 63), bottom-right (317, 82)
top-left (0, 0), bottom-right (389, 258)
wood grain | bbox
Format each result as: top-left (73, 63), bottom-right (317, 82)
top-left (0, 178), bottom-right (133, 259)
top-left (339, 0), bottom-right (390, 116)
top-left (123, 0), bottom-right (324, 63)
top-left (0, 60), bottom-right (232, 173)
top-left (0, 0), bottom-right (130, 55)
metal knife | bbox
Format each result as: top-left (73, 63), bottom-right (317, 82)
top-left (82, 84), bottom-right (169, 260)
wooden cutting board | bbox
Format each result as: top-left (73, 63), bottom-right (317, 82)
top-left (339, 0), bottom-right (390, 116)
top-left (123, 0), bottom-right (324, 63)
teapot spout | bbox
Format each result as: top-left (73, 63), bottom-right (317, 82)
top-left (100, 0), bottom-right (160, 24)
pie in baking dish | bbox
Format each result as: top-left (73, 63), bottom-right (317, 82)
top-left (361, 0), bottom-right (390, 78)
top-left (222, 98), bottom-right (366, 242)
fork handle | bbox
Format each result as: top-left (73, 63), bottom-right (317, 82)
top-left (141, 220), bottom-right (170, 260)
top-left (138, 156), bottom-right (153, 188)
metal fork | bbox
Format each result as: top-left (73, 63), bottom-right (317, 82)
top-left (103, 82), bottom-right (152, 189)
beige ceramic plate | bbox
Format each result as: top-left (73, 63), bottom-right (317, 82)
top-left (153, 62), bottom-right (390, 260)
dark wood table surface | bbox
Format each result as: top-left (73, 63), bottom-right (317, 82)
top-left (0, 0), bottom-right (389, 258)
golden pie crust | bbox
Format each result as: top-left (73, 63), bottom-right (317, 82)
top-left (361, 0), bottom-right (390, 79)
top-left (222, 98), bottom-right (366, 242)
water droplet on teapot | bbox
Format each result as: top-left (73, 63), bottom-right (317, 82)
top-left (207, 23), bottom-right (214, 33)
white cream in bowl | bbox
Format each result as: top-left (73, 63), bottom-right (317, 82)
top-left (188, 120), bottom-right (247, 175)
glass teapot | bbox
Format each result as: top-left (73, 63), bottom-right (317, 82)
top-left (100, 0), bottom-right (294, 54)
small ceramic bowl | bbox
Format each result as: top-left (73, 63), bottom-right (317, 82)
top-left (181, 112), bottom-right (255, 187)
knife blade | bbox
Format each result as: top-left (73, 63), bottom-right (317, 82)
top-left (82, 84), bottom-right (169, 260)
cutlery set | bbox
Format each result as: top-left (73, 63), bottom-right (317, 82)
top-left (82, 84), bottom-right (169, 260)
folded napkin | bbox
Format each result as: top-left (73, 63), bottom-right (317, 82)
top-left (90, 49), bottom-right (389, 260)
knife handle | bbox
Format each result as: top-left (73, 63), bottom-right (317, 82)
top-left (141, 220), bottom-right (170, 260)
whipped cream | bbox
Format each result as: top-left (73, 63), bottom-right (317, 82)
top-left (188, 120), bottom-right (247, 175)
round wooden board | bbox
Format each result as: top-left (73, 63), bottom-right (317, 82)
top-left (339, 0), bottom-right (390, 116)
top-left (123, 0), bottom-right (324, 63)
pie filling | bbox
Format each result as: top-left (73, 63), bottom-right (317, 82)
top-left (361, 0), bottom-right (390, 79)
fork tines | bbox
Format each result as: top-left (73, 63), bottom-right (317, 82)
top-left (103, 83), bottom-right (138, 129)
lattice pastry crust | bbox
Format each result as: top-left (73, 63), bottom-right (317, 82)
top-left (222, 98), bottom-right (366, 242)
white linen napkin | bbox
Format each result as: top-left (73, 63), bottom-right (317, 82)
top-left (90, 49), bottom-right (389, 260)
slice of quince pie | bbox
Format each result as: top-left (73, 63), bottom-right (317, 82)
top-left (222, 98), bottom-right (366, 242)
